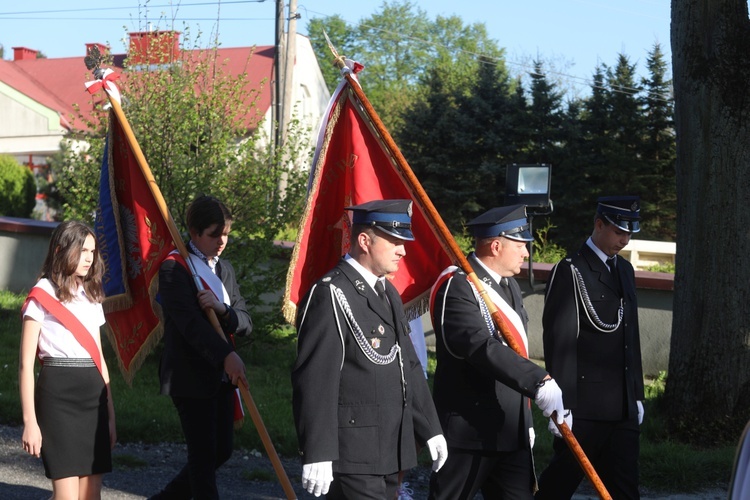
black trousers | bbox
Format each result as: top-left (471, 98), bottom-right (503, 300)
top-left (150, 383), bottom-right (235, 500)
top-left (535, 418), bottom-right (640, 500)
top-left (326, 471), bottom-right (400, 499)
top-left (429, 447), bottom-right (534, 500)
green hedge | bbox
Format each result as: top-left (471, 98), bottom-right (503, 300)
top-left (0, 155), bottom-right (36, 218)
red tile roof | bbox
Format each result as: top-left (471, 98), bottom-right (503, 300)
top-left (0, 41), bottom-right (276, 133)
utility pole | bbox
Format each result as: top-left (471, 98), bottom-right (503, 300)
top-left (280, 0), bottom-right (298, 148)
top-left (273, 0), bottom-right (284, 152)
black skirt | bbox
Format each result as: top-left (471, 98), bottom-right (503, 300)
top-left (35, 359), bottom-right (112, 479)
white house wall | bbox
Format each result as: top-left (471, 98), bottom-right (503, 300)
top-left (255, 34), bottom-right (331, 168)
top-left (0, 82), bottom-right (66, 159)
top-left (293, 34), bottom-right (331, 136)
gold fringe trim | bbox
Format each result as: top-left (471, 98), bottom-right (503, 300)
top-left (103, 271), bottom-right (165, 386)
top-left (281, 87), bottom-right (349, 325)
top-left (404, 291), bottom-right (430, 322)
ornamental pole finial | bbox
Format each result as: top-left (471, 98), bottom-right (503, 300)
top-left (323, 30), bottom-right (346, 70)
top-left (84, 44), bottom-right (105, 79)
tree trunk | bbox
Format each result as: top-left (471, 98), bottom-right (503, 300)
top-left (667, 0), bottom-right (750, 442)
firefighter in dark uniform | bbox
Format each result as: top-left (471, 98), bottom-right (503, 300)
top-left (428, 205), bottom-right (568, 500)
top-left (292, 199), bottom-right (447, 499)
top-left (536, 196), bottom-right (645, 500)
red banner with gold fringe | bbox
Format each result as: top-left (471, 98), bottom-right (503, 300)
top-left (283, 75), bottom-right (452, 323)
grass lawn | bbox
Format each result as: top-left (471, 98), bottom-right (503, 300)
top-left (0, 290), bottom-right (736, 494)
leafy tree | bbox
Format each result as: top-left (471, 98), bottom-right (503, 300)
top-left (639, 43), bottom-right (676, 241)
top-left (305, 3), bottom-right (679, 256)
top-left (307, 1), bottom-right (504, 135)
top-left (423, 15), bottom-right (505, 96)
top-left (523, 60), bottom-right (566, 165)
top-left (604, 54), bottom-right (646, 192)
top-left (398, 66), bottom-right (465, 230)
top-left (307, 15), bottom-right (355, 91)
top-left (399, 55), bottom-right (516, 230)
top-left (350, 0), bottom-right (432, 132)
top-left (666, 0), bottom-right (750, 444)
top-left (542, 65), bottom-right (610, 250)
top-left (0, 155), bottom-right (36, 218)
top-left (54, 30), bottom-right (311, 327)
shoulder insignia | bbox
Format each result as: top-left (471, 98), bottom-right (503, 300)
top-left (320, 269), bottom-right (340, 284)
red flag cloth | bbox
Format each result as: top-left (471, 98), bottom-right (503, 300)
top-left (95, 109), bottom-right (176, 383)
top-left (283, 78), bottom-right (452, 322)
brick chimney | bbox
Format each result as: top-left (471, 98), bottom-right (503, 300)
top-left (12, 47), bottom-right (38, 61)
top-left (128, 31), bottom-right (181, 66)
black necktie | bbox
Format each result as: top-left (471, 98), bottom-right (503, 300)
top-left (375, 279), bottom-right (389, 309)
top-left (608, 256), bottom-right (621, 290)
top-left (607, 256), bottom-right (617, 275)
top-left (499, 277), bottom-right (515, 308)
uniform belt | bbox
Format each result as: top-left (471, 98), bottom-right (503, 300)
top-left (42, 357), bottom-right (96, 367)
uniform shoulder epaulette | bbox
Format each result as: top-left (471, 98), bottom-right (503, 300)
top-left (319, 269), bottom-right (341, 285)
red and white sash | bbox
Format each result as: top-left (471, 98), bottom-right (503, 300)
top-left (165, 251), bottom-right (230, 307)
top-left (24, 287), bottom-right (104, 377)
top-left (430, 266), bottom-right (529, 358)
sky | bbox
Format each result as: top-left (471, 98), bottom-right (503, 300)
top-left (0, 0), bottom-right (671, 93)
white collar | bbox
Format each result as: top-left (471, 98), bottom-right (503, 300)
top-left (189, 240), bottom-right (219, 273)
top-left (586, 237), bottom-right (611, 265)
top-left (472, 252), bottom-right (504, 285)
top-left (344, 254), bottom-right (380, 292)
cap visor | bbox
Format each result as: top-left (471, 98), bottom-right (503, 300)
top-left (504, 229), bottom-right (534, 242)
top-left (375, 226), bottom-right (415, 241)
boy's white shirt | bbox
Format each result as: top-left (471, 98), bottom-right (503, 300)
top-left (170, 250), bottom-right (230, 305)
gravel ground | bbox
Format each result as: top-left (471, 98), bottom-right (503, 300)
top-left (0, 424), bottom-right (432, 499)
top-left (0, 424), bottom-right (728, 499)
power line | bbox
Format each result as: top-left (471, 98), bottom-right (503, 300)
top-left (0, 16), bottom-right (272, 21)
top-left (0, 2), bottom-right (672, 102)
top-left (327, 17), bottom-right (673, 103)
top-left (0, 1), bottom-right (266, 16)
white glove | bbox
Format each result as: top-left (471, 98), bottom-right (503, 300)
top-left (529, 427), bottom-right (536, 448)
top-left (547, 410), bottom-right (573, 438)
top-left (637, 400), bottom-right (644, 425)
top-left (301, 461), bottom-right (333, 497)
top-left (534, 378), bottom-right (565, 424)
top-left (427, 434), bottom-right (448, 472)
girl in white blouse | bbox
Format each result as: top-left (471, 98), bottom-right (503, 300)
top-left (19, 220), bottom-right (116, 499)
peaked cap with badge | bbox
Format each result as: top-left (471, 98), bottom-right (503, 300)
top-left (467, 204), bottom-right (533, 242)
top-left (597, 195), bottom-right (641, 233)
top-left (346, 199), bottom-right (415, 241)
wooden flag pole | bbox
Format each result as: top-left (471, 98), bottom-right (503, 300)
top-left (327, 46), bottom-right (612, 500)
top-left (90, 63), bottom-right (297, 499)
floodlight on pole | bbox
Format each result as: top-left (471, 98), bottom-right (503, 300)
top-left (505, 164), bottom-right (553, 290)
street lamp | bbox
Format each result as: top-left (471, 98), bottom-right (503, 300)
top-left (504, 164), bottom-right (553, 290)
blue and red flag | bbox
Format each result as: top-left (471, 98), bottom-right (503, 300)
top-left (95, 109), bottom-right (175, 383)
